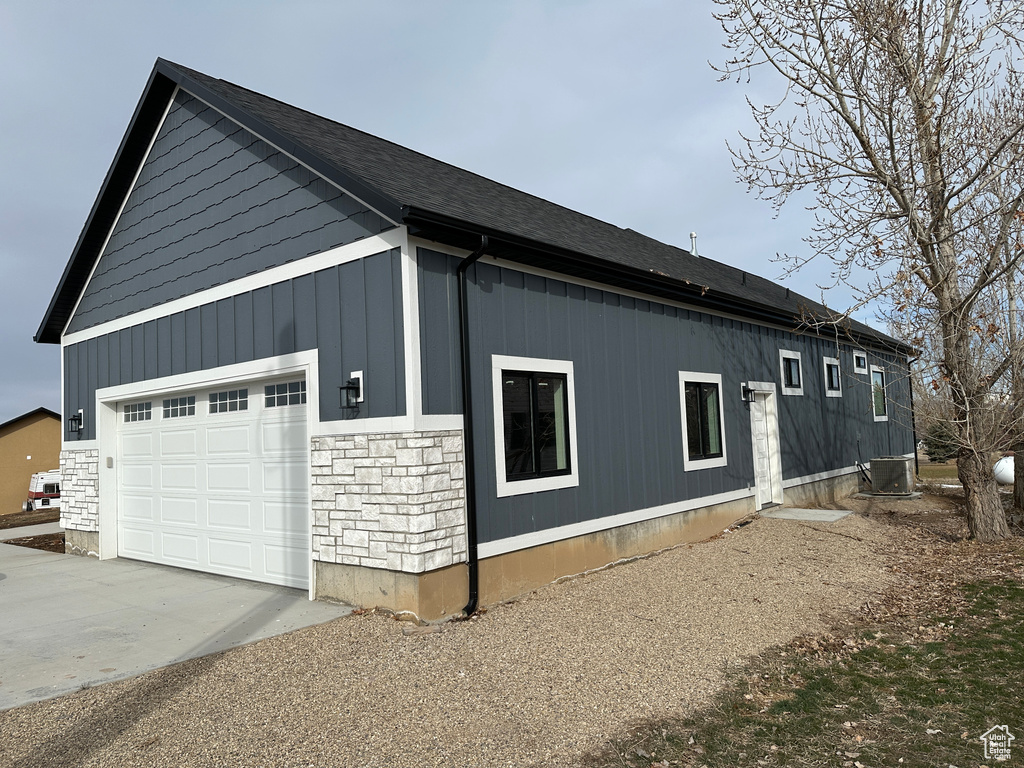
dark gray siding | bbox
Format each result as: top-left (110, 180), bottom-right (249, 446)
top-left (417, 247), bottom-right (914, 545)
top-left (64, 250), bottom-right (405, 439)
top-left (67, 89), bottom-right (393, 334)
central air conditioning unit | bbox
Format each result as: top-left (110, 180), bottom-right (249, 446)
top-left (871, 456), bottom-right (915, 494)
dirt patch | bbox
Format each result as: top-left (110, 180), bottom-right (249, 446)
top-left (0, 508), bottom-right (60, 530)
top-left (0, 532), bottom-right (65, 554)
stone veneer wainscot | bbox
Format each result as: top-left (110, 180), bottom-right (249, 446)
top-left (59, 448), bottom-right (100, 532)
top-left (310, 430), bottom-right (467, 573)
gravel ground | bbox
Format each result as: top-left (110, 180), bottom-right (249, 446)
top-left (0, 514), bottom-right (898, 768)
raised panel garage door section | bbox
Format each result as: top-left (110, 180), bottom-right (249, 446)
top-left (116, 380), bottom-right (310, 588)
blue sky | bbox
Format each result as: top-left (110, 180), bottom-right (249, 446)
top-left (0, 1), bottom-right (863, 424)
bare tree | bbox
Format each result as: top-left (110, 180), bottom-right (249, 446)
top-left (714, 0), bottom-right (1024, 540)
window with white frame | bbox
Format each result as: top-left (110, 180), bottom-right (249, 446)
top-left (491, 355), bottom-right (579, 498)
top-left (124, 402), bottom-right (152, 422)
top-left (779, 350), bottom-right (803, 396)
top-left (209, 388), bottom-right (248, 414)
top-left (679, 371), bottom-right (728, 471)
top-left (823, 357), bottom-right (842, 398)
top-left (163, 395), bottom-right (196, 418)
top-left (871, 366), bottom-right (888, 421)
top-left (853, 350), bottom-right (869, 375)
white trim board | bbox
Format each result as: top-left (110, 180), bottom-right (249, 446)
top-left (62, 230), bottom-right (406, 346)
top-left (782, 465), bottom-right (859, 489)
top-left (478, 487), bottom-right (754, 558)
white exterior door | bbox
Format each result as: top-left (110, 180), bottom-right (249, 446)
top-left (749, 388), bottom-right (783, 510)
top-left (116, 379), bottom-right (310, 588)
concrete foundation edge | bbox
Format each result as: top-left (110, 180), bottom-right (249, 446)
top-left (65, 529), bottom-right (100, 558)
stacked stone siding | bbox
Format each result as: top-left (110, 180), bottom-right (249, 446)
top-left (60, 449), bottom-right (100, 531)
top-left (311, 430), bottom-right (466, 573)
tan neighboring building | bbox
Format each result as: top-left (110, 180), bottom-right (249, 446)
top-left (0, 408), bottom-right (61, 515)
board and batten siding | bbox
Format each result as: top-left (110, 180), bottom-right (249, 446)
top-left (67, 89), bottom-right (392, 335)
top-left (417, 247), bottom-right (914, 545)
top-left (63, 250), bottom-right (405, 440)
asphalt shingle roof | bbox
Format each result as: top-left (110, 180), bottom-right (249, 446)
top-left (37, 59), bottom-right (905, 351)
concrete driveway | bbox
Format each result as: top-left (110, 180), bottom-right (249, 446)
top-left (0, 532), bottom-right (352, 711)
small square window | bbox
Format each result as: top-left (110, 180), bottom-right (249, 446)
top-left (823, 357), bottom-right (842, 398)
top-left (209, 388), bottom-right (248, 414)
top-left (124, 402), bottom-right (152, 422)
top-left (871, 366), bottom-right (888, 421)
top-left (853, 351), bottom-right (869, 375)
top-left (163, 395), bottom-right (196, 418)
top-left (265, 380), bottom-right (306, 407)
top-left (779, 350), bottom-right (803, 396)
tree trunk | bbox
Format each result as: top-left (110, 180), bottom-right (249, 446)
top-left (959, 451), bottom-right (1010, 541)
top-left (1014, 443), bottom-right (1024, 510)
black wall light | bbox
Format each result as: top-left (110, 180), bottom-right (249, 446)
top-left (339, 376), bottom-right (362, 408)
top-left (741, 384), bottom-right (754, 403)
top-left (68, 409), bottom-right (83, 435)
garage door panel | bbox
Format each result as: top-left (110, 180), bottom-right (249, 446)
top-left (264, 543), bottom-right (308, 586)
top-left (122, 432), bottom-right (154, 459)
top-left (161, 532), bottom-right (200, 565)
top-left (263, 500), bottom-right (307, 535)
top-left (208, 499), bottom-right (252, 530)
top-left (262, 420), bottom-right (305, 454)
top-left (117, 378), bottom-right (309, 589)
top-left (207, 425), bottom-right (250, 455)
top-left (263, 460), bottom-right (307, 494)
top-left (161, 497), bottom-right (199, 525)
top-left (120, 527), bottom-right (156, 556)
top-left (207, 538), bottom-right (253, 573)
top-left (122, 464), bottom-right (154, 490)
top-left (120, 494), bottom-right (154, 522)
top-left (161, 429), bottom-right (198, 456)
top-left (161, 463), bottom-right (198, 491)
top-left (207, 463), bottom-right (251, 493)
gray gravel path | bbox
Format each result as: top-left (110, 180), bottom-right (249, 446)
top-left (0, 514), bottom-right (896, 768)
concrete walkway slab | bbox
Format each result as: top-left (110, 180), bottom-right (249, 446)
top-left (759, 507), bottom-right (852, 522)
top-left (0, 521), bottom-right (63, 539)
top-left (0, 543), bottom-right (352, 711)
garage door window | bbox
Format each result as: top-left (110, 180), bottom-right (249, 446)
top-left (209, 389), bottom-right (248, 413)
top-left (163, 396), bottom-right (196, 418)
top-left (124, 402), bottom-right (152, 422)
top-left (265, 380), bottom-right (306, 407)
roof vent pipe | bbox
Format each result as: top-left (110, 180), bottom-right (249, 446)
top-left (690, 232), bottom-right (699, 257)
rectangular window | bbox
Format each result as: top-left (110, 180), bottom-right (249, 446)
top-left (823, 356), bottom-right (842, 398)
top-left (779, 350), bottom-right (803, 396)
top-left (853, 351), bottom-right (869, 375)
top-left (163, 395), bottom-right (196, 418)
top-left (501, 371), bottom-right (570, 480)
top-left (265, 380), bottom-right (306, 407)
top-left (209, 389), bottom-right (249, 414)
top-left (871, 366), bottom-right (888, 421)
top-left (43, 483), bottom-right (59, 495)
top-left (679, 371), bottom-right (728, 471)
top-left (491, 355), bottom-right (579, 498)
top-left (124, 402), bottom-right (152, 422)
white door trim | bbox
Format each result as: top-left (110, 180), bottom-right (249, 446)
top-left (747, 382), bottom-right (783, 509)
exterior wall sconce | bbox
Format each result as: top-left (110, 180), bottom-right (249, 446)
top-left (339, 371), bottom-right (363, 409)
top-left (741, 384), bottom-right (754, 403)
top-left (68, 409), bottom-right (84, 435)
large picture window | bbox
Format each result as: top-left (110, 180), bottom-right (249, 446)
top-left (871, 365), bottom-right (888, 421)
top-left (679, 372), bottom-right (728, 471)
top-left (491, 355), bottom-right (579, 498)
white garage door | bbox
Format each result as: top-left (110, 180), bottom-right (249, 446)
top-left (117, 379), bottom-right (310, 589)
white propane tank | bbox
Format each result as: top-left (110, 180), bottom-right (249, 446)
top-left (994, 455), bottom-right (1015, 485)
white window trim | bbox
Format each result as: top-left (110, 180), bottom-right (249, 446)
top-left (779, 349), bottom-right (804, 396)
top-left (853, 350), bottom-right (869, 375)
top-left (870, 365), bottom-right (888, 422)
top-left (679, 371), bottom-right (728, 471)
top-left (823, 356), bottom-right (842, 398)
top-left (491, 354), bottom-right (579, 498)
